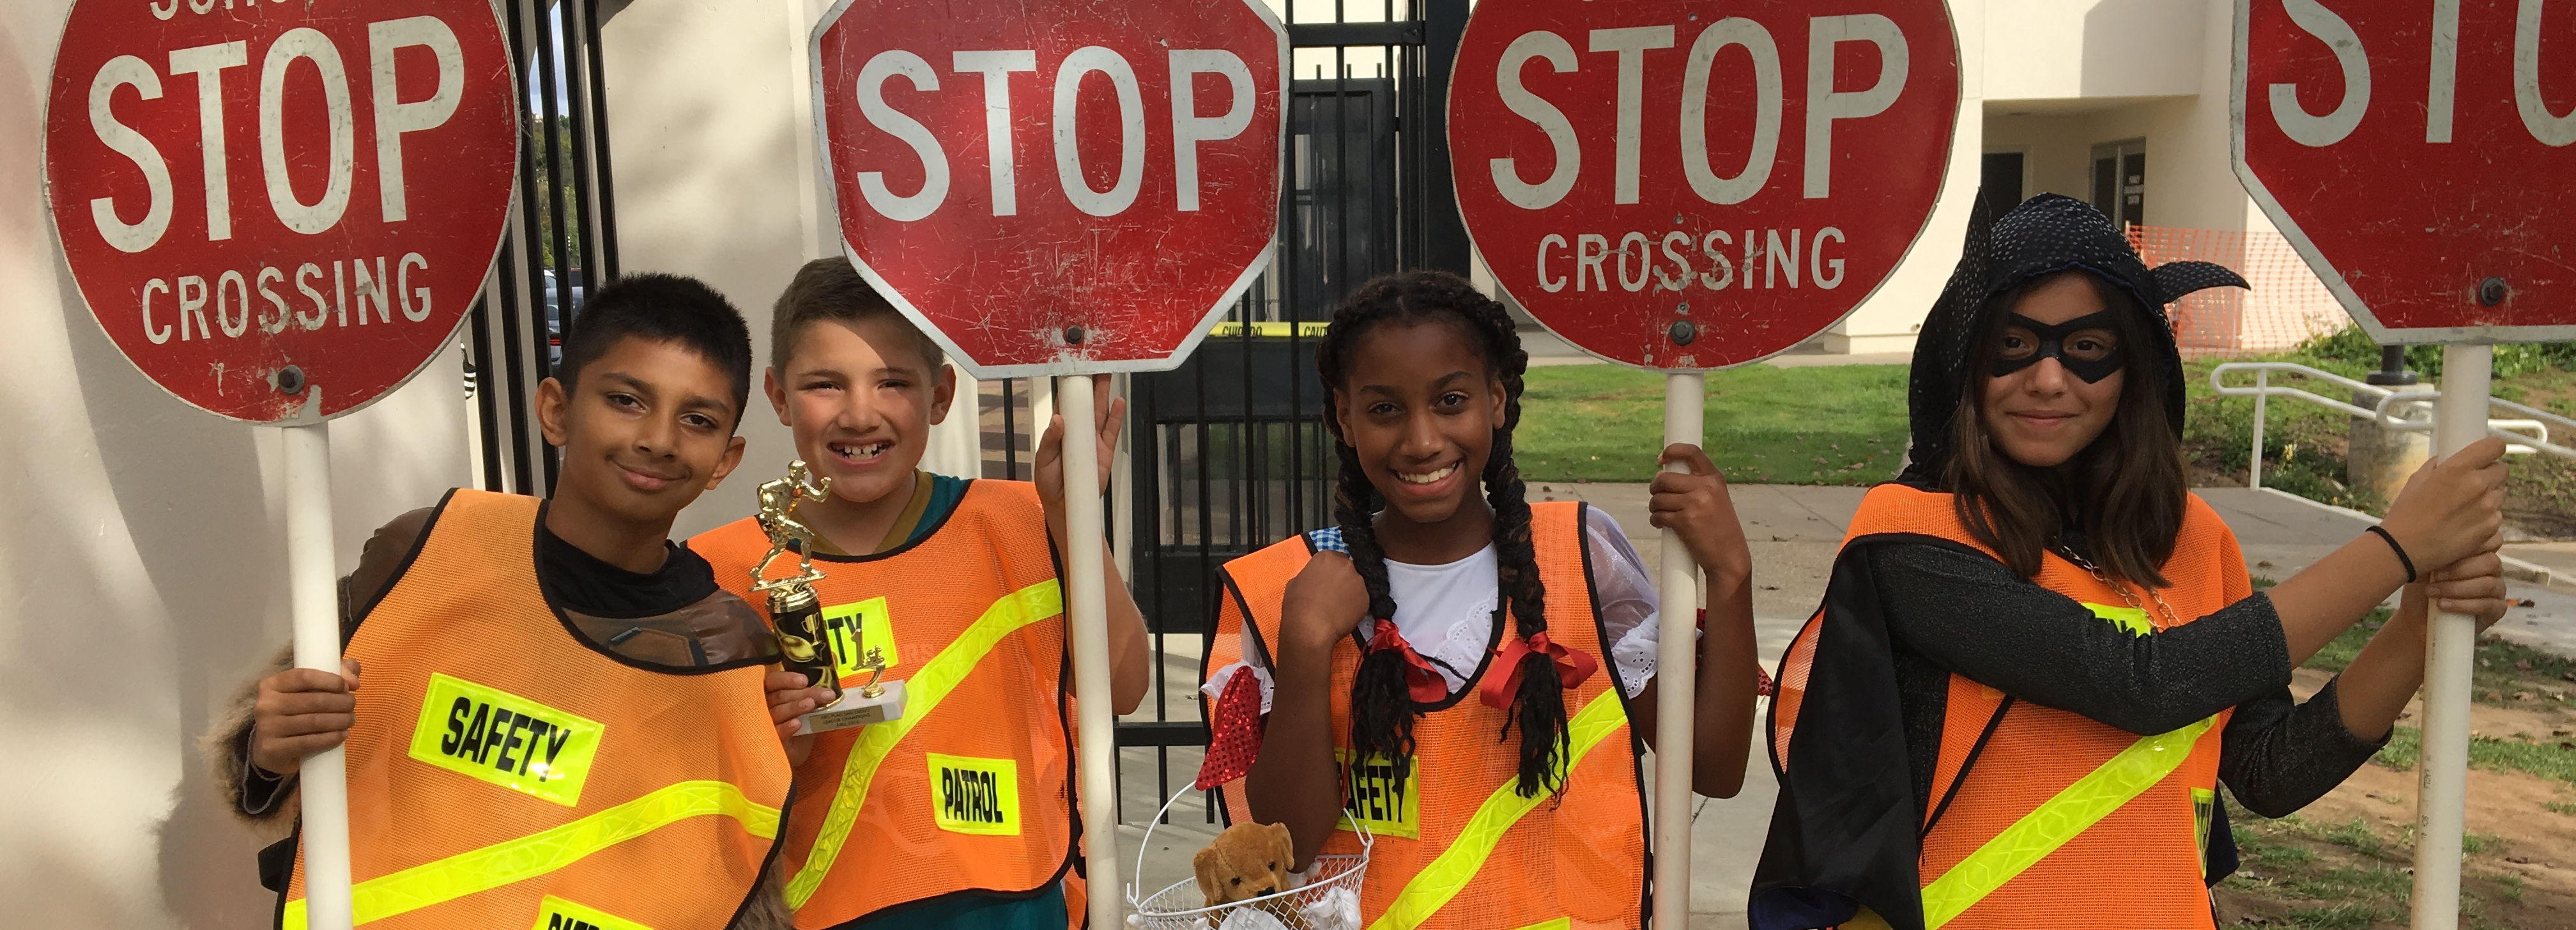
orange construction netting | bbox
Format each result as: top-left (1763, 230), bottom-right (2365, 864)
top-left (2127, 224), bottom-right (2351, 357)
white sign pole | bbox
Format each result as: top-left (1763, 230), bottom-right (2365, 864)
top-left (2411, 343), bottom-right (2492, 930)
top-left (283, 419), bottom-right (353, 930)
top-left (1651, 373), bottom-right (1704, 928)
top-left (1059, 383), bottom-right (1124, 928)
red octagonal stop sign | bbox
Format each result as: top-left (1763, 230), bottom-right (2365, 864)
top-left (2235, 0), bottom-right (2576, 341)
top-left (813, 0), bottom-right (1285, 378)
top-left (45, 0), bottom-right (518, 422)
top-left (1451, 0), bottom-right (1958, 370)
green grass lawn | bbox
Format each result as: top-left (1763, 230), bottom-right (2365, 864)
top-left (1516, 364), bottom-right (1910, 484)
top-left (1513, 326), bottom-right (2573, 523)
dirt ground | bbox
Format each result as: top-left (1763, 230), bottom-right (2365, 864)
top-left (2216, 653), bottom-right (2576, 929)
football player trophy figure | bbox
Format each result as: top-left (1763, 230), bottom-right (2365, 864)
top-left (752, 461), bottom-right (903, 732)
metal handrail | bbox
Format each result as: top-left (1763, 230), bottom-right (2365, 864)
top-left (2368, 389), bottom-right (2576, 458)
top-left (2209, 361), bottom-right (2573, 492)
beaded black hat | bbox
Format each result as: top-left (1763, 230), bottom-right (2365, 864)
top-left (1900, 194), bottom-right (2250, 484)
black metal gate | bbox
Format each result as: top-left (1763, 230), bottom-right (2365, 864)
top-left (1110, 0), bottom-right (1476, 825)
top-left (465, 0), bottom-right (618, 497)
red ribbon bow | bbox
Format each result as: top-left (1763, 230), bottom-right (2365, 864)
top-left (1370, 619), bottom-right (1451, 704)
top-left (1479, 630), bottom-right (1599, 710)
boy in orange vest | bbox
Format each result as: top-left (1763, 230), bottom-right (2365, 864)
top-left (691, 256), bottom-right (1148, 930)
top-left (208, 274), bottom-right (813, 930)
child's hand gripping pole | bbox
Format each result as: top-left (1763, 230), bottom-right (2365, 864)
top-left (283, 421), bottom-right (353, 930)
top-left (1652, 374), bottom-right (1703, 929)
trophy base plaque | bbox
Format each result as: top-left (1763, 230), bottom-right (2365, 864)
top-left (795, 680), bottom-right (908, 734)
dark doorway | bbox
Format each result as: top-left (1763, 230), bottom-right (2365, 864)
top-left (2090, 139), bottom-right (2146, 228)
top-left (1979, 151), bottom-right (2026, 217)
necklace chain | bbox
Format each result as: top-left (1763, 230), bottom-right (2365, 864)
top-left (2055, 545), bottom-right (2182, 630)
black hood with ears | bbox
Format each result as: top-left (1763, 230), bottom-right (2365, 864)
top-left (1899, 193), bottom-right (2250, 486)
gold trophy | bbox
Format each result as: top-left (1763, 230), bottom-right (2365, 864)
top-left (753, 461), bottom-right (903, 732)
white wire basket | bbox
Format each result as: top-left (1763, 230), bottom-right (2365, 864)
top-left (1124, 787), bottom-right (1372, 930)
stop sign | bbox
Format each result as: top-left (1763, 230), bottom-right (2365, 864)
top-left (2236, 0), bottom-right (2576, 341)
top-left (1450, 0), bottom-right (1958, 370)
top-left (812, 0), bottom-right (1286, 378)
top-left (43, 0), bottom-right (517, 423)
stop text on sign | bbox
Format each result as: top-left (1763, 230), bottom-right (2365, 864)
top-left (1487, 17), bottom-right (1910, 210)
top-left (2260, 0), bottom-right (2571, 148)
top-left (1450, 0), bottom-right (1959, 370)
top-left (847, 45), bottom-right (1259, 221)
top-left (45, 0), bottom-right (516, 422)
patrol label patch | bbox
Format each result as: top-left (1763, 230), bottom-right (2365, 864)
top-left (929, 753), bottom-right (1020, 835)
top-left (1338, 749), bottom-right (1420, 839)
top-left (409, 672), bottom-right (606, 807)
top-left (822, 596), bottom-right (898, 679)
top-left (529, 895), bottom-right (652, 930)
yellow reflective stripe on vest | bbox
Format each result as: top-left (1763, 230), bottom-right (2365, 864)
top-left (1918, 716), bottom-right (2218, 929)
top-left (282, 779), bottom-right (780, 929)
top-left (1364, 692), bottom-right (1629, 930)
top-left (784, 580), bottom-right (1064, 907)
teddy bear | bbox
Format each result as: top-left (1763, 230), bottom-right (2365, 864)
top-left (1193, 821), bottom-right (1299, 922)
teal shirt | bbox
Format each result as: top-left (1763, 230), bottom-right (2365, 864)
top-left (906, 474), bottom-right (970, 546)
top-left (853, 883), bottom-right (1066, 930)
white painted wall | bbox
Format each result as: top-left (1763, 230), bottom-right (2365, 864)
top-left (1982, 0), bottom-right (2261, 233)
top-left (1, 3), bottom-right (474, 927)
top-left (1983, 0), bottom-right (2204, 101)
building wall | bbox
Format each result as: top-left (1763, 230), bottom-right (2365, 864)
top-left (1, 3), bottom-right (475, 927)
top-left (1983, 0), bottom-right (2204, 100)
top-left (1979, 0), bottom-right (2257, 234)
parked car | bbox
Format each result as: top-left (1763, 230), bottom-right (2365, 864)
top-left (542, 268), bottom-right (586, 368)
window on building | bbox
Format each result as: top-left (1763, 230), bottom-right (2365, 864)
top-left (1979, 151), bottom-right (2026, 217)
top-left (2090, 140), bottom-right (2146, 228)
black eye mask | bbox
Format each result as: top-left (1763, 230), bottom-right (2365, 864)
top-left (1989, 309), bottom-right (2126, 383)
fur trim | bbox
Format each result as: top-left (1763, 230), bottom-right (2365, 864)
top-left (201, 641), bottom-right (301, 839)
top-left (730, 857), bottom-right (794, 930)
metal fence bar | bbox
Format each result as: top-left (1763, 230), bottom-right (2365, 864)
top-left (563, 0), bottom-right (616, 279)
top-left (2251, 369), bottom-right (2266, 490)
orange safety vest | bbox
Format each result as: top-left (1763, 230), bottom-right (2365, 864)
top-left (1206, 500), bottom-right (1648, 930)
top-left (282, 490), bottom-right (792, 930)
top-left (693, 479), bottom-right (1078, 929)
top-left (1771, 484), bottom-right (2246, 929)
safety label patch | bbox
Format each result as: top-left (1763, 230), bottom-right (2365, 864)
top-left (823, 596), bottom-right (898, 679)
top-left (408, 672), bottom-right (606, 807)
top-left (2083, 601), bottom-right (2153, 637)
top-left (1338, 749), bottom-right (1421, 839)
top-left (929, 752), bottom-right (1021, 835)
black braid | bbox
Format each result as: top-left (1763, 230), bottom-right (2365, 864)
top-left (1335, 437), bottom-right (1418, 779)
top-left (1314, 269), bottom-right (1562, 798)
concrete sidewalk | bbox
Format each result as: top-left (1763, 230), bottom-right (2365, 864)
top-left (1108, 481), bottom-right (2576, 927)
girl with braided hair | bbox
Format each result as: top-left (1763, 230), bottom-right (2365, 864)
top-left (1197, 269), bottom-right (1765, 930)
